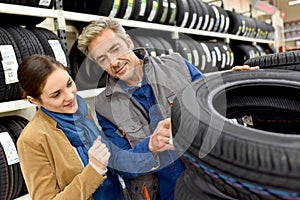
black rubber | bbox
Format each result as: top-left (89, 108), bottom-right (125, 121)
top-left (171, 69), bottom-right (300, 200)
top-left (244, 50), bottom-right (300, 71)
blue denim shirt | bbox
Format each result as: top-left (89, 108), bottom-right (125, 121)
top-left (96, 59), bottom-right (203, 200)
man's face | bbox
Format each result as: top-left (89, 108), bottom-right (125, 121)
top-left (88, 29), bottom-right (139, 81)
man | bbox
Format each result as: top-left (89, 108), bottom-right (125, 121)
top-left (77, 17), bottom-right (258, 200)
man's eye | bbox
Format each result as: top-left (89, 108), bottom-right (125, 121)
top-left (112, 47), bottom-right (120, 52)
top-left (98, 57), bottom-right (107, 64)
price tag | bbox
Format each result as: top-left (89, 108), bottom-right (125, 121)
top-left (0, 45), bottom-right (19, 84)
top-left (0, 132), bottom-right (19, 165)
top-left (39, 0), bottom-right (51, 7)
top-left (48, 40), bottom-right (67, 67)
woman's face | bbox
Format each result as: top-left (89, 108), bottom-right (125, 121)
top-left (34, 68), bottom-right (78, 114)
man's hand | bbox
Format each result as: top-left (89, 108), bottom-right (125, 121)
top-left (88, 136), bottom-right (111, 171)
top-left (149, 118), bottom-right (175, 153)
top-left (231, 65), bottom-right (260, 71)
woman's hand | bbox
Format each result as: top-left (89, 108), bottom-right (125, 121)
top-left (88, 136), bottom-right (110, 171)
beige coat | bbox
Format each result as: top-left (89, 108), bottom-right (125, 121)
top-left (17, 108), bottom-right (106, 200)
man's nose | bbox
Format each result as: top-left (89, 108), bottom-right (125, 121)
top-left (107, 54), bottom-right (118, 67)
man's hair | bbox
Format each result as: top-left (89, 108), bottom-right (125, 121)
top-left (77, 17), bottom-right (127, 57)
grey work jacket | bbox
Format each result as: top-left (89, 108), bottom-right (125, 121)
top-left (95, 48), bottom-right (192, 146)
top-left (95, 48), bottom-right (192, 199)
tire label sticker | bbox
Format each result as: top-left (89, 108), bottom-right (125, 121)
top-left (0, 132), bottom-right (19, 165)
top-left (159, 0), bottom-right (169, 23)
top-left (139, 0), bottom-right (147, 17)
top-left (48, 40), bottom-right (68, 67)
top-left (39, 0), bottom-right (51, 7)
top-left (168, 2), bottom-right (176, 24)
top-left (148, 0), bottom-right (158, 22)
top-left (109, 0), bottom-right (121, 17)
top-left (124, 0), bottom-right (134, 19)
top-left (0, 45), bottom-right (19, 84)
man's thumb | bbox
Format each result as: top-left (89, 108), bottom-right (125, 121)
top-left (163, 118), bottom-right (171, 129)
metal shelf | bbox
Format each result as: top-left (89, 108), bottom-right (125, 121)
top-left (284, 37), bottom-right (300, 42)
top-left (0, 3), bottom-right (274, 44)
top-left (0, 88), bottom-right (104, 114)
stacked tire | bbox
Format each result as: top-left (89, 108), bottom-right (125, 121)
top-left (0, 116), bottom-right (29, 200)
top-left (0, 26), bottom-right (70, 102)
top-left (171, 51), bottom-right (300, 199)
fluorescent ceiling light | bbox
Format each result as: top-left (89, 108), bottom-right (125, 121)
top-left (289, 0), bottom-right (300, 5)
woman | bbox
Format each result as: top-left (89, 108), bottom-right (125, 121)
top-left (16, 54), bottom-right (123, 200)
top-left (17, 54), bottom-right (162, 200)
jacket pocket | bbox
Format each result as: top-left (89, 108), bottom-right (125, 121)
top-left (122, 119), bottom-right (147, 147)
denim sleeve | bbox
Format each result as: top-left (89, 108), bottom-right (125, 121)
top-left (184, 58), bottom-right (204, 81)
top-left (96, 112), bottom-right (159, 178)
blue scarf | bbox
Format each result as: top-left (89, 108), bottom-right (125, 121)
top-left (41, 95), bottom-right (118, 200)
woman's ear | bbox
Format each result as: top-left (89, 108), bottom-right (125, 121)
top-left (27, 96), bottom-right (41, 106)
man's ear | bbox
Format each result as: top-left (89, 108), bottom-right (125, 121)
top-left (27, 96), bottom-right (41, 106)
top-left (126, 34), bottom-right (134, 50)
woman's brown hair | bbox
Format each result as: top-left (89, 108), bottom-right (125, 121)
top-left (17, 54), bottom-right (67, 99)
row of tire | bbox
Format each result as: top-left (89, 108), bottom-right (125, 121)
top-left (0, 115), bottom-right (29, 200)
top-left (171, 63), bottom-right (300, 199)
top-left (63, 0), bottom-right (275, 40)
top-left (69, 29), bottom-right (276, 92)
top-left (0, 25), bottom-right (69, 103)
top-left (0, 24), bottom-right (275, 102)
top-left (0, 0), bottom-right (55, 26)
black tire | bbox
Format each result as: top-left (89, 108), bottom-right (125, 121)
top-left (165, 0), bottom-right (177, 26)
top-left (171, 69), bottom-right (300, 200)
top-left (175, 0), bottom-right (189, 27)
top-left (5, 26), bottom-right (45, 60)
top-left (29, 27), bottom-right (70, 69)
top-left (226, 10), bottom-right (242, 35)
top-left (0, 27), bottom-right (23, 102)
top-left (0, 116), bottom-right (29, 198)
top-left (69, 40), bottom-right (107, 90)
top-left (197, 0), bottom-right (210, 31)
top-left (133, 35), bottom-right (157, 57)
top-left (244, 50), bottom-right (300, 71)
top-left (175, 165), bottom-right (235, 200)
top-left (230, 43), bottom-right (259, 66)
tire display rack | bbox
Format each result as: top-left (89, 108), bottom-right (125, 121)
top-left (0, 1), bottom-right (275, 115)
top-left (0, 1), bottom-right (275, 199)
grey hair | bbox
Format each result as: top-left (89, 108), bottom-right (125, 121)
top-left (77, 17), bottom-right (127, 57)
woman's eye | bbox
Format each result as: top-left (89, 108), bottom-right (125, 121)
top-left (67, 81), bottom-right (73, 87)
top-left (53, 92), bottom-right (60, 98)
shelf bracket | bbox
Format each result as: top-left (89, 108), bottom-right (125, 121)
top-left (54, 0), bottom-right (68, 54)
top-left (172, 25), bottom-right (179, 40)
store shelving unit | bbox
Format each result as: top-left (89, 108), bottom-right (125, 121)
top-left (0, 3), bottom-right (274, 43)
top-left (0, 2), bottom-right (275, 116)
top-left (0, 2), bottom-right (275, 199)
